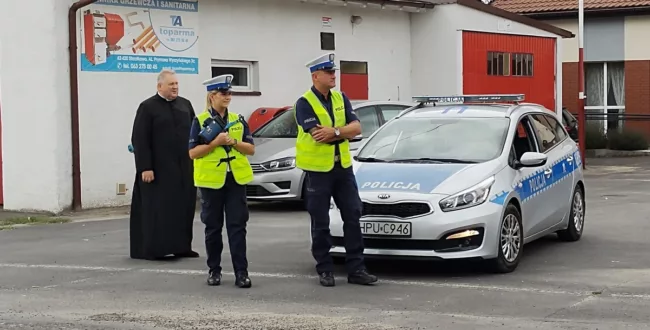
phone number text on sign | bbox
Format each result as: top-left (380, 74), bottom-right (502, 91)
top-left (118, 62), bottom-right (159, 71)
top-left (108, 55), bottom-right (199, 74)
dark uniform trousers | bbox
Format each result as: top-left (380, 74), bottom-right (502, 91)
top-left (305, 160), bottom-right (365, 274)
top-left (199, 172), bottom-right (249, 275)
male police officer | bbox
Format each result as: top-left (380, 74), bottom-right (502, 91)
top-left (294, 53), bottom-right (378, 287)
top-left (188, 74), bottom-right (255, 288)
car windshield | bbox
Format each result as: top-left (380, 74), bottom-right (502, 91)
top-left (252, 109), bottom-right (298, 138)
top-left (356, 117), bottom-right (510, 163)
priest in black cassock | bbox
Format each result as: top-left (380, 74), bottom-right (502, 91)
top-left (129, 69), bottom-right (200, 260)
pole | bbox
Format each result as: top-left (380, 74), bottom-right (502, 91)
top-left (577, 0), bottom-right (586, 169)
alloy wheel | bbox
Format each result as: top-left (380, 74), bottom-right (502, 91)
top-left (501, 214), bottom-right (521, 263)
top-left (573, 191), bottom-right (584, 233)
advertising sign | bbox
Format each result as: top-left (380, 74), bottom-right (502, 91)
top-left (80, 0), bottom-right (199, 74)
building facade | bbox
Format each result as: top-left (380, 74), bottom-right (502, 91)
top-left (491, 0), bottom-right (650, 136)
top-left (0, 0), bottom-right (570, 212)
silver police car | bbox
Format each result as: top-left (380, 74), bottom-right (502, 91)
top-left (328, 94), bottom-right (586, 273)
top-left (246, 100), bottom-right (415, 202)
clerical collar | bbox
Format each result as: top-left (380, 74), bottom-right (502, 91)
top-left (157, 92), bottom-right (173, 102)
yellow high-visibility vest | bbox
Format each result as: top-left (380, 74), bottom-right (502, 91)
top-left (193, 111), bottom-right (254, 189)
top-left (294, 89), bottom-right (352, 172)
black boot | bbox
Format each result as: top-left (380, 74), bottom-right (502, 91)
top-left (235, 271), bottom-right (251, 288)
top-left (348, 269), bottom-right (377, 285)
top-left (207, 272), bottom-right (221, 286)
top-left (319, 271), bottom-right (335, 287)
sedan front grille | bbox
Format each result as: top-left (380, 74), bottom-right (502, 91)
top-left (251, 164), bottom-right (266, 173)
top-left (362, 202), bottom-right (431, 218)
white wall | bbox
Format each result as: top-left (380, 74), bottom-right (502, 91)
top-left (411, 4), bottom-right (564, 116)
top-left (543, 16), bottom-right (650, 62)
top-left (75, 0), bottom-right (412, 209)
top-left (540, 19), bottom-right (578, 63)
top-left (624, 15), bottom-right (650, 61)
top-left (0, 0), bottom-right (77, 213)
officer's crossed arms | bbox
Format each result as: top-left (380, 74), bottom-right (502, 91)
top-left (309, 120), bottom-right (361, 143)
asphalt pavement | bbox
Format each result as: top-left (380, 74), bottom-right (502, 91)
top-left (1, 160), bottom-right (649, 329)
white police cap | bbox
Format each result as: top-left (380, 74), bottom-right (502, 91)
top-left (203, 74), bottom-right (233, 92)
top-left (306, 52), bottom-right (338, 73)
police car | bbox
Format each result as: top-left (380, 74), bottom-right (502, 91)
top-left (328, 94), bottom-right (586, 273)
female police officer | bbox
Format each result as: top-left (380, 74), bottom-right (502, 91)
top-left (189, 74), bottom-right (255, 288)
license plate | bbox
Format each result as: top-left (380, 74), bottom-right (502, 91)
top-left (360, 221), bottom-right (412, 237)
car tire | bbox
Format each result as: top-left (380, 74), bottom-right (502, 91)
top-left (487, 203), bottom-right (524, 274)
top-left (557, 184), bottom-right (585, 242)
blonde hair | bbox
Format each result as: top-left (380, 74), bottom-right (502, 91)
top-left (205, 90), bottom-right (218, 112)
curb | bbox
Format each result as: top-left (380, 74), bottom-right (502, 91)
top-left (586, 149), bottom-right (650, 158)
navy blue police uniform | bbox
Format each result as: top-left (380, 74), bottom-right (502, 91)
top-left (295, 52), bottom-right (378, 287)
top-left (189, 74), bottom-right (255, 288)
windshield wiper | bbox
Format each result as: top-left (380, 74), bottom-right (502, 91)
top-left (354, 156), bottom-right (387, 162)
top-left (390, 157), bottom-right (478, 164)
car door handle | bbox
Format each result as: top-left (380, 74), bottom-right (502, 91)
top-left (544, 169), bottom-right (553, 176)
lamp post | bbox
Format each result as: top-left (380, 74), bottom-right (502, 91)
top-left (578, 0), bottom-right (586, 168)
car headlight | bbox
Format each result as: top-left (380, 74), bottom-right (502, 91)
top-left (439, 176), bottom-right (495, 212)
top-left (260, 157), bottom-right (295, 172)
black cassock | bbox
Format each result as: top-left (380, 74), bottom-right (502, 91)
top-left (129, 94), bottom-right (197, 260)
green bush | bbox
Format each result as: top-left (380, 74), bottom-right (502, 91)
top-left (607, 129), bottom-right (649, 151)
top-left (585, 123), bottom-right (608, 149)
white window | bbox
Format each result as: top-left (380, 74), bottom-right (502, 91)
top-left (585, 62), bottom-right (625, 132)
top-left (210, 59), bottom-right (259, 93)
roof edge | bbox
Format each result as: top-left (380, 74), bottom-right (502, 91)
top-left (454, 0), bottom-right (575, 38)
top-left (514, 6), bottom-right (650, 19)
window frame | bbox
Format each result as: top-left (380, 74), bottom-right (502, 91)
top-left (210, 59), bottom-right (259, 95)
top-left (508, 116), bottom-right (540, 168)
top-left (541, 113), bottom-right (569, 142)
top-left (354, 105), bottom-right (382, 138)
top-left (511, 53), bottom-right (534, 77)
top-left (376, 104), bottom-right (411, 123)
top-left (487, 51), bottom-right (511, 76)
top-left (528, 114), bottom-right (565, 154)
top-left (584, 61), bottom-right (625, 133)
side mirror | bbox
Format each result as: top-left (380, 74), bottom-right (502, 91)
top-left (349, 134), bottom-right (363, 143)
top-left (517, 152), bottom-right (547, 168)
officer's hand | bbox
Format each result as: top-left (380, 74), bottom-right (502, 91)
top-left (211, 133), bottom-right (230, 146)
top-left (141, 170), bottom-right (154, 183)
top-left (313, 125), bottom-right (335, 142)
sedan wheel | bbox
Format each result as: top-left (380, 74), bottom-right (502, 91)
top-left (501, 214), bottom-right (522, 263)
top-left (488, 204), bottom-right (523, 273)
top-left (557, 184), bottom-right (585, 242)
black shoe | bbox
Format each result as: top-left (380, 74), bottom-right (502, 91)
top-left (175, 250), bottom-right (200, 258)
top-left (319, 272), bottom-right (335, 287)
top-left (235, 272), bottom-right (251, 288)
top-left (207, 272), bottom-right (221, 286)
top-left (348, 269), bottom-right (378, 285)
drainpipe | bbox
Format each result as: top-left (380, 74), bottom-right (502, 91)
top-left (68, 0), bottom-right (98, 210)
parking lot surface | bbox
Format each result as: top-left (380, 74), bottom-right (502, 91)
top-left (1, 159), bottom-right (649, 329)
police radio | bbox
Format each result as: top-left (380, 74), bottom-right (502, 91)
top-left (199, 115), bottom-right (245, 151)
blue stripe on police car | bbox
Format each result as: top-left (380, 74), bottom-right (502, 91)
top-left (489, 152), bottom-right (577, 205)
top-left (355, 163), bottom-right (468, 193)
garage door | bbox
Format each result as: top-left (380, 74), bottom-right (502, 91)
top-left (462, 31), bottom-right (556, 110)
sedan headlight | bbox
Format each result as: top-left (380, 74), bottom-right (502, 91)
top-left (439, 176), bottom-right (495, 212)
top-left (260, 157), bottom-right (296, 172)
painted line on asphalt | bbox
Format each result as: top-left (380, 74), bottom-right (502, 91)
top-left (2, 262), bottom-right (650, 299)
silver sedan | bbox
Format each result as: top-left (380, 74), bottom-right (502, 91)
top-left (245, 100), bottom-right (415, 202)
